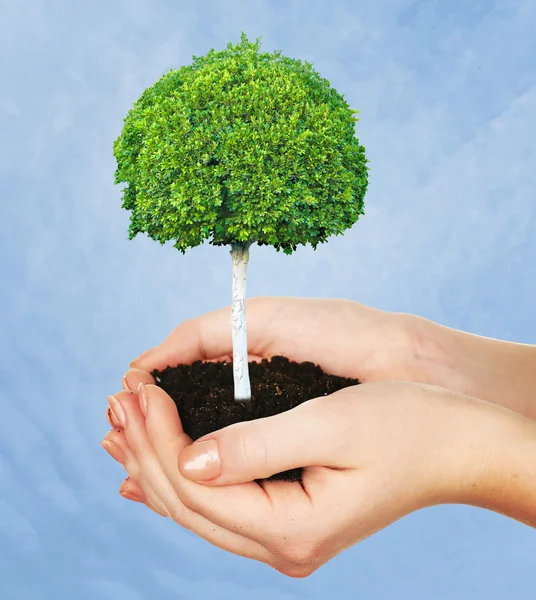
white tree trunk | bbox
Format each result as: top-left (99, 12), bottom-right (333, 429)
top-left (230, 241), bottom-right (252, 401)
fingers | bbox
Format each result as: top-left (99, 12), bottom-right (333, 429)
top-left (102, 428), bottom-right (137, 473)
top-left (103, 384), bottom-right (320, 574)
top-left (121, 368), bottom-right (156, 392)
top-left (129, 297), bottom-right (270, 371)
top-left (101, 420), bottom-right (169, 517)
top-left (118, 477), bottom-right (168, 517)
top-left (177, 393), bottom-right (358, 487)
top-left (119, 477), bottom-right (146, 503)
top-left (140, 383), bottom-right (302, 547)
top-left (114, 388), bottom-right (277, 565)
top-left (129, 308), bottom-right (231, 371)
top-left (111, 392), bottom-right (180, 513)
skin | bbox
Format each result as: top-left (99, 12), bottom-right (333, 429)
top-left (101, 296), bottom-right (536, 577)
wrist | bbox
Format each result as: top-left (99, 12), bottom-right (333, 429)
top-left (434, 394), bottom-right (536, 527)
top-left (406, 314), bottom-right (536, 419)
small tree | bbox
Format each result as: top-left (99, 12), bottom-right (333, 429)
top-left (113, 33), bottom-right (369, 402)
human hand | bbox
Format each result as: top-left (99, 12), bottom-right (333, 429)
top-left (126, 295), bottom-right (416, 383)
top-left (105, 294), bottom-right (415, 513)
top-left (124, 295), bottom-right (536, 418)
top-left (102, 379), bottom-right (514, 577)
top-left (102, 294), bottom-right (536, 572)
top-left (105, 295), bottom-right (415, 513)
top-left (107, 294), bottom-right (534, 512)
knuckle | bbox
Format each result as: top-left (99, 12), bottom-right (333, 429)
top-left (230, 423), bottom-right (267, 471)
top-left (178, 491), bottom-right (197, 512)
top-left (232, 422), bottom-right (267, 473)
top-left (167, 501), bottom-right (186, 522)
top-left (238, 430), bottom-right (254, 472)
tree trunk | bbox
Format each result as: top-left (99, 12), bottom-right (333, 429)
top-left (230, 241), bottom-right (252, 401)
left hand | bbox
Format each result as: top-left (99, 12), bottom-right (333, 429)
top-left (102, 377), bottom-right (499, 577)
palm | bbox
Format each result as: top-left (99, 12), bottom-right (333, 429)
top-left (185, 296), bottom-right (408, 382)
top-left (115, 296), bottom-right (414, 517)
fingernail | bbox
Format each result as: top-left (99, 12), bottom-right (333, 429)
top-left (119, 477), bottom-right (135, 495)
top-left (138, 382), bottom-right (148, 416)
top-left (119, 490), bottom-right (145, 503)
top-left (106, 406), bottom-right (122, 428)
top-left (120, 476), bottom-right (132, 488)
top-left (101, 440), bottom-right (126, 464)
top-left (181, 440), bottom-right (221, 481)
top-left (108, 395), bottom-right (126, 428)
top-left (122, 374), bottom-right (130, 391)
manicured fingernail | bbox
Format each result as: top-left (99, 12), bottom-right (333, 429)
top-left (120, 476), bottom-right (132, 488)
top-left (119, 490), bottom-right (144, 503)
top-left (106, 406), bottom-right (122, 428)
top-left (119, 477), bottom-right (135, 495)
top-left (181, 440), bottom-right (221, 481)
top-left (122, 374), bottom-right (130, 391)
top-left (138, 382), bottom-right (148, 416)
top-left (108, 395), bottom-right (126, 428)
top-left (101, 440), bottom-right (126, 464)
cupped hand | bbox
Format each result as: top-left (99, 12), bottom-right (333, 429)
top-left (125, 295), bottom-right (416, 383)
top-left (102, 379), bottom-right (497, 577)
top-left (104, 295), bottom-right (420, 542)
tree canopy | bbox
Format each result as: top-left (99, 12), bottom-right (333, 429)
top-left (114, 32), bottom-right (369, 255)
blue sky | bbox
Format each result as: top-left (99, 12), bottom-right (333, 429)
top-left (1, 0), bottom-right (535, 597)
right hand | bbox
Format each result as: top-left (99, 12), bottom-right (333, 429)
top-left (109, 295), bottom-right (418, 509)
top-left (126, 296), bottom-right (417, 383)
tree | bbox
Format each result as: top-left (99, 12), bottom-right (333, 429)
top-left (113, 32), bottom-right (369, 402)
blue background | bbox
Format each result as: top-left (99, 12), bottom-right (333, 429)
top-left (1, 0), bottom-right (535, 597)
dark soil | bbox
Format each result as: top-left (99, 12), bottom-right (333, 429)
top-left (151, 356), bottom-right (360, 483)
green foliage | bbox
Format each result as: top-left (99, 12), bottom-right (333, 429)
top-left (113, 32), bottom-right (369, 255)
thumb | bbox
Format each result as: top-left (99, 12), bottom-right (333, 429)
top-left (177, 397), bottom-right (347, 485)
top-left (129, 298), bottom-right (267, 371)
top-left (129, 307), bottom-right (233, 371)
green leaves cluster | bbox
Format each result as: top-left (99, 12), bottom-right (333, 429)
top-left (113, 32), bottom-right (369, 255)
